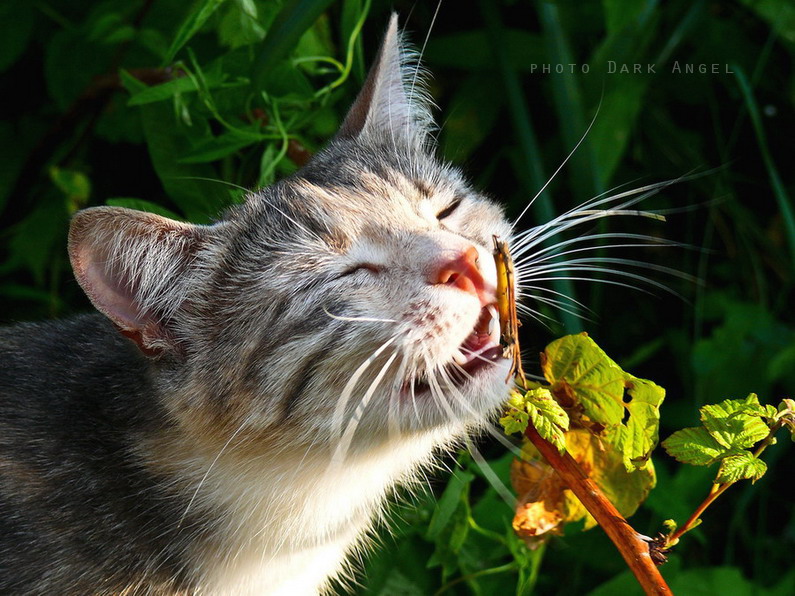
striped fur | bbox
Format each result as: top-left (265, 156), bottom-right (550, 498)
top-left (0, 15), bottom-right (512, 595)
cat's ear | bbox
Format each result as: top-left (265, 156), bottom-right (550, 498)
top-left (337, 13), bottom-right (433, 146)
top-left (68, 207), bottom-right (206, 357)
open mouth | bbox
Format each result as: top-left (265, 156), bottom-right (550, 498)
top-left (405, 303), bottom-right (505, 396)
top-left (450, 303), bottom-right (503, 378)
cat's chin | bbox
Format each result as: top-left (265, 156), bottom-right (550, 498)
top-left (403, 302), bottom-right (509, 402)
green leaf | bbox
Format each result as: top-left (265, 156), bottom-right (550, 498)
top-left (662, 426), bottom-right (728, 466)
top-left (699, 395), bottom-right (771, 450)
top-left (179, 130), bottom-right (260, 163)
top-left (219, 0), bottom-right (268, 49)
top-left (426, 470), bottom-right (473, 540)
top-left (126, 70), bottom-right (242, 106)
top-left (251, 0), bottom-right (337, 92)
top-left (499, 408), bottom-right (530, 436)
top-left (525, 388), bottom-right (569, 452)
top-left (715, 453), bottom-right (767, 484)
top-left (608, 376), bottom-right (665, 471)
top-left (165, 0), bottom-right (229, 63)
top-left (137, 102), bottom-right (231, 222)
top-left (499, 388), bottom-right (569, 451)
top-left (542, 333), bottom-right (627, 426)
top-left (49, 167), bottom-right (91, 213)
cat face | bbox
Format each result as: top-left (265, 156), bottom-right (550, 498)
top-left (68, 16), bottom-right (513, 453)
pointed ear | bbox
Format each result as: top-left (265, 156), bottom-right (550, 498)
top-left (337, 13), bottom-right (434, 145)
top-left (68, 207), bottom-right (206, 357)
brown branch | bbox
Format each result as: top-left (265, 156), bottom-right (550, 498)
top-left (523, 424), bottom-right (672, 596)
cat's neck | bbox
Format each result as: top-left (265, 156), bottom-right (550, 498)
top-left (142, 412), bottom-right (456, 593)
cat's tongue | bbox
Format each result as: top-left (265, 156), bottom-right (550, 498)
top-left (451, 304), bottom-right (502, 371)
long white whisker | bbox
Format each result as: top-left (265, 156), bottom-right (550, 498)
top-left (331, 350), bottom-right (399, 467)
top-left (322, 307), bottom-right (397, 324)
top-left (388, 352), bottom-right (410, 442)
top-left (515, 235), bottom-right (681, 267)
top-left (512, 93), bottom-right (603, 229)
top-left (331, 336), bottom-right (398, 444)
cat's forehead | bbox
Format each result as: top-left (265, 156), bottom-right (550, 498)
top-left (230, 142), bottom-right (507, 257)
top-left (294, 168), bottom-right (457, 229)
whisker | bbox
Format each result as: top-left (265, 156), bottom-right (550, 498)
top-left (512, 92), bottom-right (603, 230)
top-left (330, 336), bottom-right (399, 445)
top-left (322, 307), bottom-right (398, 324)
top-left (331, 350), bottom-right (399, 467)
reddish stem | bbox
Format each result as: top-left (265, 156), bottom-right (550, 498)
top-left (524, 424), bottom-right (672, 596)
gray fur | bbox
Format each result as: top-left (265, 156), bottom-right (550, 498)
top-left (0, 14), bottom-right (513, 595)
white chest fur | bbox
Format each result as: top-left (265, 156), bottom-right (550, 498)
top-left (186, 430), bottom-right (452, 595)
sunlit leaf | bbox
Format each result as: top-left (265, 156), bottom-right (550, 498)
top-left (699, 394), bottom-right (771, 450)
top-left (608, 376), bottom-right (666, 471)
top-left (512, 429), bottom-right (655, 543)
top-left (662, 426), bottom-right (728, 466)
top-left (542, 333), bottom-right (626, 426)
top-left (715, 453), bottom-right (767, 484)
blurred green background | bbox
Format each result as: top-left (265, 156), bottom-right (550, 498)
top-left (0, 0), bottom-right (792, 594)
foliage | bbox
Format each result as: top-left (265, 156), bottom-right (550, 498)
top-left (1, 0), bottom-right (793, 594)
top-left (501, 334), bottom-right (660, 546)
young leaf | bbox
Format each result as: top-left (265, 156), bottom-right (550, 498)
top-left (499, 408), bottom-right (530, 436)
top-left (715, 453), bottom-right (768, 484)
top-left (499, 388), bottom-right (569, 451)
top-left (661, 426), bottom-right (729, 466)
top-left (524, 388), bottom-right (569, 452)
top-left (699, 395), bottom-right (771, 450)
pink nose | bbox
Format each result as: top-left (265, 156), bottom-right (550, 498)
top-left (431, 246), bottom-right (490, 304)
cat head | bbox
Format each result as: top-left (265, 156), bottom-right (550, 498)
top-left (69, 15), bottom-right (513, 451)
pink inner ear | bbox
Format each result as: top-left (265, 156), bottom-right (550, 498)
top-left (81, 255), bottom-right (150, 332)
top-left (69, 206), bottom-right (204, 356)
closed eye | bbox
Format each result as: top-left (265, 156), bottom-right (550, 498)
top-left (436, 197), bottom-right (463, 220)
top-left (340, 263), bottom-right (381, 278)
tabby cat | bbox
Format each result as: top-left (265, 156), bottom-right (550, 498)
top-left (0, 15), bottom-right (514, 595)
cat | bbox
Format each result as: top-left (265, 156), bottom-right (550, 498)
top-left (0, 14), bottom-right (514, 595)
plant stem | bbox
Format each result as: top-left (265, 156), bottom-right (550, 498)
top-left (434, 562), bottom-right (518, 595)
top-left (665, 420), bottom-right (783, 546)
top-left (523, 424), bottom-right (672, 596)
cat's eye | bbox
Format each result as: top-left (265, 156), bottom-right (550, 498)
top-left (340, 263), bottom-right (381, 277)
top-left (436, 197), bottom-right (463, 220)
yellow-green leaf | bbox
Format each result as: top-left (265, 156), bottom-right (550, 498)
top-left (525, 387), bottom-right (570, 452)
top-left (700, 395), bottom-right (770, 450)
top-left (715, 452), bottom-right (767, 484)
top-left (542, 333), bottom-right (626, 426)
top-left (662, 426), bottom-right (728, 465)
top-left (500, 388), bottom-right (569, 450)
top-left (607, 376), bottom-right (665, 471)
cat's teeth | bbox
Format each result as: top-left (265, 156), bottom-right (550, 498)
top-left (487, 305), bottom-right (500, 344)
top-left (453, 350), bottom-right (468, 366)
